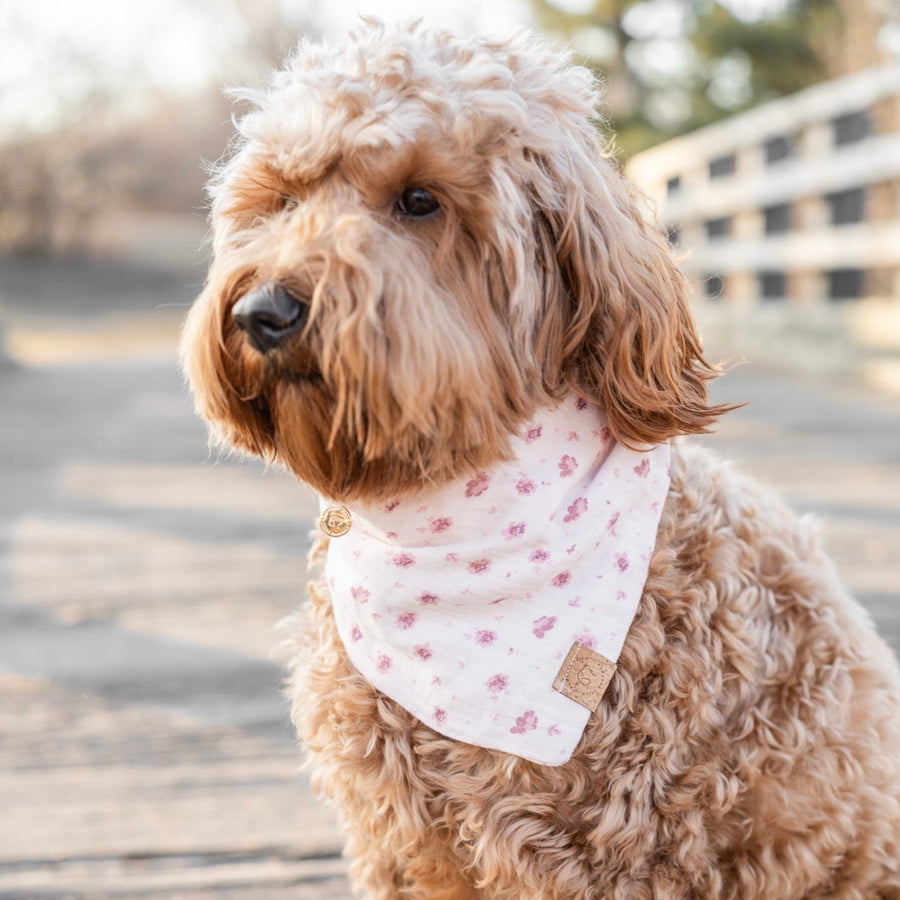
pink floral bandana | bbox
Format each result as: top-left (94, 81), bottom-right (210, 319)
top-left (322, 396), bottom-right (671, 765)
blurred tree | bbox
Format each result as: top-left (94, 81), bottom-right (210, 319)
top-left (0, 0), bottom-right (317, 257)
top-left (529, 1), bottom-right (647, 121)
top-left (811, 0), bottom-right (893, 77)
top-left (529, 0), bottom-right (858, 156)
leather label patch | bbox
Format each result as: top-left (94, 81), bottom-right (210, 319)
top-left (553, 642), bottom-right (616, 711)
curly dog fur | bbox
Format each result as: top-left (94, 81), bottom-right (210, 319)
top-left (182, 22), bottom-right (900, 898)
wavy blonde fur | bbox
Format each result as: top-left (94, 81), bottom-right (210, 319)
top-left (183, 22), bottom-right (900, 898)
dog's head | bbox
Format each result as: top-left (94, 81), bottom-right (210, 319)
top-left (182, 21), bottom-right (727, 502)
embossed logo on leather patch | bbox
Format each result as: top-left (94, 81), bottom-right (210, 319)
top-left (319, 505), bottom-right (352, 538)
top-left (553, 642), bottom-right (616, 711)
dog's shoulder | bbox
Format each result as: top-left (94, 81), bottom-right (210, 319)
top-left (653, 440), bottom-right (885, 663)
top-left (666, 439), bottom-right (810, 544)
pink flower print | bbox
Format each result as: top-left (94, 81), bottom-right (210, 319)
top-left (567, 430), bottom-right (579, 442)
top-left (575, 630), bottom-right (597, 650)
top-left (350, 586), bottom-right (370, 604)
top-left (416, 644), bottom-right (433, 660)
top-left (430, 517), bottom-right (453, 534)
top-left (552, 571), bottom-right (571, 588)
top-left (614, 553), bottom-right (630, 573)
top-left (350, 626), bottom-right (363, 642)
top-left (524, 424), bottom-right (543, 443)
top-left (515, 476), bottom-right (537, 495)
top-left (558, 455), bottom-right (577, 477)
top-left (376, 654), bottom-right (393, 672)
top-left (465, 472), bottom-right (490, 498)
top-left (475, 630), bottom-right (496, 646)
top-left (633, 458), bottom-right (650, 478)
top-left (548, 724), bottom-right (561, 736)
top-left (600, 426), bottom-right (612, 442)
top-left (529, 548), bottom-right (550, 564)
top-left (606, 512), bottom-right (620, 537)
top-left (510, 710), bottom-right (538, 734)
top-left (417, 591), bottom-right (439, 605)
top-left (396, 612), bottom-right (418, 630)
top-left (501, 521), bottom-right (527, 541)
top-left (532, 615), bottom-right (557, 638)
top-left (384, 499), bottom-right (400, 512)
top-left (486, 674), bottom-right (509, 695)
top-left (468, 558), bottom-right (492, 575)
top-left (575, 397), bottom-right (588, 411)
top-left (616, 590), bottom-right (627, 603)
top-left (434, 707), bottom-right (447, 724)
top-left (563, 497), bottom-right (588, 523)
top-left (393, 552), bottom-right (415, 568)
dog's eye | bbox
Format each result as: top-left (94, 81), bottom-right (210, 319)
top-left (397, 187), bottom-right (440, 218)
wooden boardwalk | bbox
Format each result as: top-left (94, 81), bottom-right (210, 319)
top-left (0, 260), bottom-right (898, 897)
top-left (0, 357), bottom-right (350, 898)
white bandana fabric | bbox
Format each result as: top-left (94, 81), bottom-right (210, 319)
top-left (322, 396), bottom-right (671, 765)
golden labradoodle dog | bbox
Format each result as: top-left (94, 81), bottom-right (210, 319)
top-left (182, 22), bottom-right (900, 899)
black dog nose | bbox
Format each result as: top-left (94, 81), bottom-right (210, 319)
top-left (232, 282), bottom-right (308, 353)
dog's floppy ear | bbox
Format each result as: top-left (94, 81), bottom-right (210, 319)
top-left (530, 133), bottom-right (732, 447)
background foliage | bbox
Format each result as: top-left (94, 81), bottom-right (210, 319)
top-left (0, 0), bottom-right (894, 255)
top-left (528, 0), bottom-right (851, 156)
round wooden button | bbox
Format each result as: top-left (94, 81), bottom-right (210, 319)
top-left (319, 505), bottom-right (352, 537)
